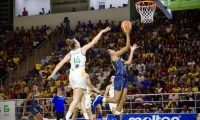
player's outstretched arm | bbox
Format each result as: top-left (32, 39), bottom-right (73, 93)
top-left (39, 95), bottom-right (48, 113)
top-left (47, 53), bottom-right (70, 80)
top-left (124, 44), bottom-right (139, 65)
top-left (64, 84), bottom-right (72, 92)
top-left (82, 27), bottom-right (111, 54)
top-left (23, 93), bottom-right (32, 115)
top-left (115, 28), bottom-right (131, 57)
top-left (86, 73), bottom-right (103, 94)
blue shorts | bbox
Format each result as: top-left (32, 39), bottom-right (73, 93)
top-left (91, 105), bottom-right (96, 114)
top-left (114, 75), bottom-right (128, 91)
top-left (30, 107), bottom-right (41, 115)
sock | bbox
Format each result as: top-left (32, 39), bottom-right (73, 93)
top-left (83, 113), bottom-right (89, 119)
top-left (102, 98), bottom-right (106, 102)
top-left (65, 112), bottom-right (72, 119)
top-left (115, 111), bottom-right (121, 115)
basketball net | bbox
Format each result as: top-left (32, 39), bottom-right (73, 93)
top-left (135, 1), bottom-right (157, 23)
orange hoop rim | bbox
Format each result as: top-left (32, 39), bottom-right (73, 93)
top-left (135, 1), bottom-right (157, 8)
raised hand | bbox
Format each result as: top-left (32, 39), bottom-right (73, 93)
top-left (64, 85), bottom-right (72, 92)
top-left (130, 44), bottom-right (139, 51)
top-left (124, 27), bottom-right (132, 34)
top-left (102, 26), bottom-right (111, 33)
top-left (47, 74), bottom-right (54, 80)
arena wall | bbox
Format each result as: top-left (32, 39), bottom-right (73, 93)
top-left (13, 7), bottom-right (130, 30)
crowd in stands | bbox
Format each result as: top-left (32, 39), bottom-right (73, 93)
top-left (0, 24), bottom-right (53, 81)
top-left (0, 9), bottom-right (200, 117)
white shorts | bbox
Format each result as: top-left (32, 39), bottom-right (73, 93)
top-left (76, 95), bottom-right (91, 109)
top-left (85, 95), bottom-right (91, 109)
top-left (109, 103), bottom-right (123, 113)
top-left (69, 69), bottom-right (87, 89)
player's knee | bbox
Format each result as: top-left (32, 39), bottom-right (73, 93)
top-left (73, 99), bottom-right (81, 105)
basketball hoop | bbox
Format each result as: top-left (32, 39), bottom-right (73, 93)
top-left (135, 1), bottom-right (157, 23)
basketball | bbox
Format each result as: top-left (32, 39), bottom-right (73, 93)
top-left (121, 21), bottom-right (132, 31)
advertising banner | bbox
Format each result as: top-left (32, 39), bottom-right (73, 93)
top-left (107, 113), bottom-right (199, 120)
top-left (0, 101), bottom-right (15, 119)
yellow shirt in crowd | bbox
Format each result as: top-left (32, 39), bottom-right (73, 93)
top-left (55, 80), bottom-right (61, 86)
top-left (63, 79), bottom-right (68, 85)
top-left (18, 81), bottom-right (26, 88)
top-left (192, 87), bottom-right (198, 93)
top-left (35, 63), bottom-right (43, 70)
top-left (0, 93), bottom-right (5, 99)
top-left (50, 86), bottom-right (56, 93)
top-left (13, 57), bottom-right (20, 63)
top-left (186, 78), bottom-right (191, 85)
top-left (188, 72), bottom-right (199, 77)
top-left (168, 66), bottom-right (177, 73)
top-left (172, 87), bottom-right (181, 93)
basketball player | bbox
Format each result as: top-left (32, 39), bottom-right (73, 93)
top-left (23, 84), bottom-right (48, 120)
top-left (71, 86), bottom-right (102, 120)
top-left (103, 76), bottom-right (123, 120)
top-left (66, 73), bottom-right (102, 120)
top-left (47, 26), bottom-right (111, 120)
top-left (93, 27), bottom-right (139, 118)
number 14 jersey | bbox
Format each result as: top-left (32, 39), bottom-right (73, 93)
top-left (69, 48), bottom-right (86, 70)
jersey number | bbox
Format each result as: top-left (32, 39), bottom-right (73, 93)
top-left (74, 56), bottom-right (81, 64)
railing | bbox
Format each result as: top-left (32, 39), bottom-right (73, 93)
top-left (1, 92), bottom-right (200, 119)
top-left (0, 29), bottom-right (64, 85)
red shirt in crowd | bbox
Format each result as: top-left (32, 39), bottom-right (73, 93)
top-left (163, 86), bottom-right (172, 93)
top-left (22, 10), bottom-right (28, 16)
top-left (160, 67), bottom-right (168, 74)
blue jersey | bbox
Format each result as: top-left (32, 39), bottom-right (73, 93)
top-left (90, 93), bottom-right (96, 114)
top-left (52, 95), bottom-right (65, 112)
top-left (30, 92), bottom-right (40, 108)
top-left (112, 58), bottom-right (128, 76)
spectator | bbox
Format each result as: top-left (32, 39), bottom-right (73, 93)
top-left (71, 7), bottom-right (76, 12)
top-left (41, 56), bottom-right (49, 65)
top-left (155, 83), bottom-right (163, 93)
top-left (127, 71), bottom-right (135, 83)
top-left (98, 72), bottom-right (106, 84)
top-left (157, 107), bottom-right (164, 113)
top-left (140, 77), bottom-right (151, 89)
top-left (13, 55), bottom-right (20, 64)
top-left (137, 72), bottom-right (144, 82)
top-left (133, 76), bottom-right (140, 88)
top-left (172, 82), bottom-right (181, 93)
top-left (60, 70), bottom-right (67, 80)
top-left (145, 107), bottom-right (151, 113)
top-left (87, 20), bottom-right (93, 29)
top-left (39, 8), bottom-right (45, 15)
top-left (35, 61), bottom-right (43, 71)
top-left (169, 91), bottom-right (179, 102)
top-left (51, 87), bottom-right (66, 120)
top-left (46, 26), bottom-right (52, 36)
top-left (22, 7), bottom-right (28, 16)
top-left (181, 105), bottom-right (190, 113)
top-left (133, 90), bottom-right (145, 111)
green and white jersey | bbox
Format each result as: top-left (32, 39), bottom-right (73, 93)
top-left (69, 48), bottom-right (86, 70)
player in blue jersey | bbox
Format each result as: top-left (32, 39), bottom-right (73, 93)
top-left (93, 27), bottom-right (139, 118)
top-left (23, 84), bottom-right (48, 120)
top-left (103, 76), bottom-right (123, 120)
